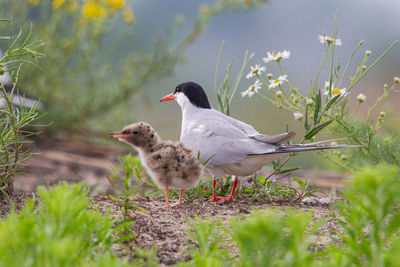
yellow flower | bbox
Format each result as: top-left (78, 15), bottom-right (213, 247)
top-left (82, 2), bottom-right (105, 18)
top-left (28, 0), bottom-right (39, 6)
top-left (107, 0), bottom-right (125, 10)
top-left (124, 7), bottom-right (135, 24)
top-left (52, 0), bottom-right (65, 9)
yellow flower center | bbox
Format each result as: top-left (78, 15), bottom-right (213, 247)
top-left (274, 78), bottom-right (281, 84)
top-left (251, 68), bottom-right (259, 74)
top-left (331, 88), bottom-right (341, 95)
top-left (273, 54), bottom-right (279, 59)
top-left (325, 38), bottom-right (333, 44)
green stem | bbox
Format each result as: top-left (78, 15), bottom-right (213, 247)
top-left (312, 44), bottom-right (330, 95)
top-left (277, 61), bottom-right (304, 99)
top-left (256, 73), bottom-right (269, 88)
top-left (367, 81), bottom-right (397, 121)
top-left (255, 92), bottom-right (276, 105)
top-left (350, 102), bottom-right (361, 118)
top-left (348, 40), bottom-right (398, 92)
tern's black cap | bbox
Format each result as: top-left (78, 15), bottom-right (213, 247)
top-left (174, 82), bottom-right (212, 109)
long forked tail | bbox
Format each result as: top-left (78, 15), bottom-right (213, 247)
top-left (275, 142), bottom-right (360, 153)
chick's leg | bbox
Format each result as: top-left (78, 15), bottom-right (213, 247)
top-left (170, 189), bottom-right (185, 207)
top-left (165, 188), bottom-right (170, 208)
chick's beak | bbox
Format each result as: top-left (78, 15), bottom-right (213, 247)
top-left (110, 131), bottom-right (130, 139)
top-left (159, 93), bottom-right (176, 102)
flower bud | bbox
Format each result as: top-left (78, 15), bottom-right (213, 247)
top-left (275, 90), bottom-right (283, 98)
top-left (394, 77), bottom-right (400, 84)
top-left (306, 98), bottom-right (313, 105)
top-left (267, 73), bottom-right (273, 79)
top-left (0, 69), bottom-right (4, 75)
top-left (357, 93), bottom-right (366, 103)
top-left (365, 50), bottom-right (371, 56)
top-left (293, 112), bottom-right (303, 121)
top-left (361, 65), bottom-right (367, 71)
top-left (379, 111), bottom-right (386, 118)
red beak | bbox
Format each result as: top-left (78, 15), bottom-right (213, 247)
top-left (159, 93), bottom-right (176, 102)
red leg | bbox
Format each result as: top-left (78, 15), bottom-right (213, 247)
top-left (217, 176), bottom-right (238, 201)
top-left (209, 178), bottom-right (219, 202)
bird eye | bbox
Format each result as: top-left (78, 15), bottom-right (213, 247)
top-left (132, 131), bottom-right (139, 135)
top-left (175, 87), bottom-right (180, 92)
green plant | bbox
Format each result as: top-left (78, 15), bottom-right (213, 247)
top-left (240, 174), bottom-right (322, 203)
top-left (326, 164), bottom-right (400, 266)
top-left (182, 209), bottom-right (321, 267)
top-left (0, 182), bottom-right (131, 266)
top-left (214, 41), bottom-right (255, 115)
top-left (182, 164), bottom-right (400, 267)
top-left (179, 218), bottom-right (231, 267)
top-left (241, 15), bottom-right (399, 170)
top-left (232, 209), bottom-right (320, 267)
top-left (107, 154), bottom-right (151, 255)
top-left (0, 23), bottom-right (43, 197)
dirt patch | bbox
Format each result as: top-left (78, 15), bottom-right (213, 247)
top-left (93, 195), bottom-right (334, 265)
top-left (0, 191), bottom-right (30, 218)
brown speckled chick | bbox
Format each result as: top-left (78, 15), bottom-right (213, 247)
top-left (111, 122), bottom-right (203, 208)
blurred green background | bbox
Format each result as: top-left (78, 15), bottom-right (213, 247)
top-left (1, 0), bottom-right (399, 170)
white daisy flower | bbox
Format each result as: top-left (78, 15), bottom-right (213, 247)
top-left (293, 112), bottom-right (304, 121)
top-left (262, 50), bottom-right (290, 63)
top-left (268, 75), bottom-right (287, 89)
top-left (246, 64), bottom-right (266, 79)
top-left (357, 93), bottom-right (366, 103)
top-left (323, 81), bottom-right (348, 96)
top-left (318, 35), bottom-right (342, 46)
top-left (241, 79), bottom-right (262, 97)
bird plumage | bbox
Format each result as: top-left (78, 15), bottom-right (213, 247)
top-left (111, 122), bottom-right (203, 207)
top-left (166, 82), bottom-right (354, 177)
top-left (160, 81), bottom-right (355, 201)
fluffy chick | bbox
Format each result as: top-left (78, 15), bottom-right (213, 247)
top-left (111, 122), bottom-right (203, 208)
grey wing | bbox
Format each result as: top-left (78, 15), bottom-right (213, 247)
top-left (181, 116), bottom-right (278, 166)
top-left (213, 110), bottom-right (296, 144)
